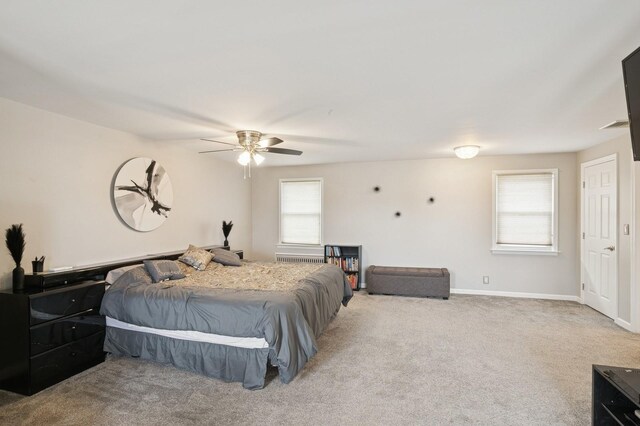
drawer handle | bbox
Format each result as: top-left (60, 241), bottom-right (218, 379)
top-left (70, 352), bottom-right (77, 357)
top-left (71, 326), bottom-right (76, 330)
top-left (71, 298), bottom-right (76, 303)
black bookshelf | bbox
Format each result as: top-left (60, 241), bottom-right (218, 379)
top-left (324, 245), bottom-right (362, 291)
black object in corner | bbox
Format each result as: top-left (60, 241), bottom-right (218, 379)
top-left (593, 364), bottom-right (640, 425)
top-left (622, 45), bottom-right (640, 161)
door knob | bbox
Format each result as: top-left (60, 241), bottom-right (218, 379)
top-left (605, 246), bottom-right (615, 251)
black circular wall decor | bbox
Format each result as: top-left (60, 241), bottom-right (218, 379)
top-left (112, 157), bottom-right (173, 232)
top-left (395, 211), bottom-right (401, 217)
top-left (428, 197), bottom-right (435, 203)
top-left (373, 186), bottom-right (381, 192)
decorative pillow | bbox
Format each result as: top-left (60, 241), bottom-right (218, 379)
top-left (177, 261), bottom-right (194, 276)
top-left (178, 244), bottom-right (214, 271)
top-left (210, 247), bottom-right (242, 267)
top-left (143, 260), bottom-right (186, 283)
top-left (112, 265), bottom-right (152, 286)
top-left (106, 264), bottom-right (144, 284)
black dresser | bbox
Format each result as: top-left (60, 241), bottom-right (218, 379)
top-left (0, 280), bottom-right (106, 395)
top-left (593, 364), bottom-right (640, 424)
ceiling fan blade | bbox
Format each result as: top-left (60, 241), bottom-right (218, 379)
top-left (258, 137), bottom-right (284, 147)
top-left (198, 148), bottom-right (236, 154)
top-left (275, 133), bottom-right (359, 147)
top-left (200, 138), bottom-right (238, 146)
top-left (264, 147), bottom-right (303, 156)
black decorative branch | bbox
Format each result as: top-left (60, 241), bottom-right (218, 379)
top-left (117, 160), bottom-right (171, 217)
top-left (5, 224), bottom-right (26, 267)
top-left (222, 220), bottom-right (234, 238)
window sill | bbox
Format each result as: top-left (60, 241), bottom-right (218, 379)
top-left (491, 247), bottom-right (559, 256)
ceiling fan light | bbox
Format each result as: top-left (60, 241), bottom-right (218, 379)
top-left (454, 145), bottom-right (480, 159)
top-left (237, 151), bottom-right (251, 165)
top-left (253, 153), bottom-right (265, 165)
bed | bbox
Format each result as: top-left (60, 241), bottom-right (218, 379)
top-left (100, 257), bottom-right (352, 389)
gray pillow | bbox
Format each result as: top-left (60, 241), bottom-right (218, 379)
top-left (143, 260), bottom-right (186, 283)
top-left (106, 264), bottom-right (144, 284)
top-left (179, 244), bottom-right (214, 271)
top-left (113, 265), bottom-right (152, 286)
top-left (210, 248), bottom-right (242, 267)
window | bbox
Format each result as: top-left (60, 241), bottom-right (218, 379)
top-left (280, 179), bottom-right (322, 245)
top-left (492, 169), bottom-right (558, 255)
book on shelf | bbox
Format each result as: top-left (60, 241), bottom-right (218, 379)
top-left (325, 245), bottom-right (344, 257)
top-left (325, 256), bottom-right (359, 272)
top-left (346, 273), bottom-right (358, 290)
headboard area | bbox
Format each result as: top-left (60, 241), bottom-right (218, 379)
top-left (23, 245), bottom-right (220, 290)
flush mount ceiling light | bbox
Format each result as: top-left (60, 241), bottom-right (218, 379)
top-left (199, 130), bottom-right (303, 178)
top-left (454, 145), bottom-right (480, 159)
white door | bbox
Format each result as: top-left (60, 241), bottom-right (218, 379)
top-left (582, 156), bottom-right (617, 319)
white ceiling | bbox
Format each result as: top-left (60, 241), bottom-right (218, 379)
top-left (1, 1), bottom-right (639, 166)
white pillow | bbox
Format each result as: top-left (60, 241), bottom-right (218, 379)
top-left (106, 264), bottom-right (143, 284)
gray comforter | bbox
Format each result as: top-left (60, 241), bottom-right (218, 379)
top-left (100, 263), bottom-right (352, 389)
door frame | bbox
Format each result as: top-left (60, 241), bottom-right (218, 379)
top-left (580, 153), bottom-right (618, 320)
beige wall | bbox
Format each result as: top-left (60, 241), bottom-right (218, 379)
top-left (0, 98), bottom-right (252, 290)
top-left (577, 135), bottom-right (634, 323)
top-left (252, 153), bottom-right (578, 297)
top-left (1, 93), bottom-right (634, 315)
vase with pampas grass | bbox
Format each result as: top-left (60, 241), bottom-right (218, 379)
top-left (222, 220), bottom-right (233, 248)
top-left (5, 224), bottom-right (26, 291)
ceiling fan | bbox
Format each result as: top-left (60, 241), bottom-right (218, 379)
top-left (199, 130), bottom-right (302, 176)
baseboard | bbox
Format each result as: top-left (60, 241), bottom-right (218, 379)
top-left (615, 317), bottom-right (634, 332)
top-left (450, 288), bottom-right (581, 302)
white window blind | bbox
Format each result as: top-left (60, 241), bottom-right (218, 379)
top-left (280, 179), bottom-right (322, 245)
top-left (495, 173), bottom-right (554, 246)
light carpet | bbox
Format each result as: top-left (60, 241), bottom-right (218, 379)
top-left (2, 292), bottom-right (639, 425)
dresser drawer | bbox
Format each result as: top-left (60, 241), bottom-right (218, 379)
top-left (30, 331), bottom-right (105, 394)
top-left (30, 312), bottom-right (105, 356)
top-left (29, 282), bottom-right (105, 326)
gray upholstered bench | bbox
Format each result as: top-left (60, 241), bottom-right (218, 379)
top-left (365, 266), bottom-right (450, 299)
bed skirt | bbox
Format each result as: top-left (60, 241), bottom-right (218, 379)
top-left (104, 327), bottom-right (271, 390)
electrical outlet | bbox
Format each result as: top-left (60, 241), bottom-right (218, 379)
top-left (624, 224), bottom-right (630, 235)
top-left (483, 276), bottom-right (490, 285)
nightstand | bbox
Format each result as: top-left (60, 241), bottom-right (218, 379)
top-left (0, 280), bottom-right (106, 395)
